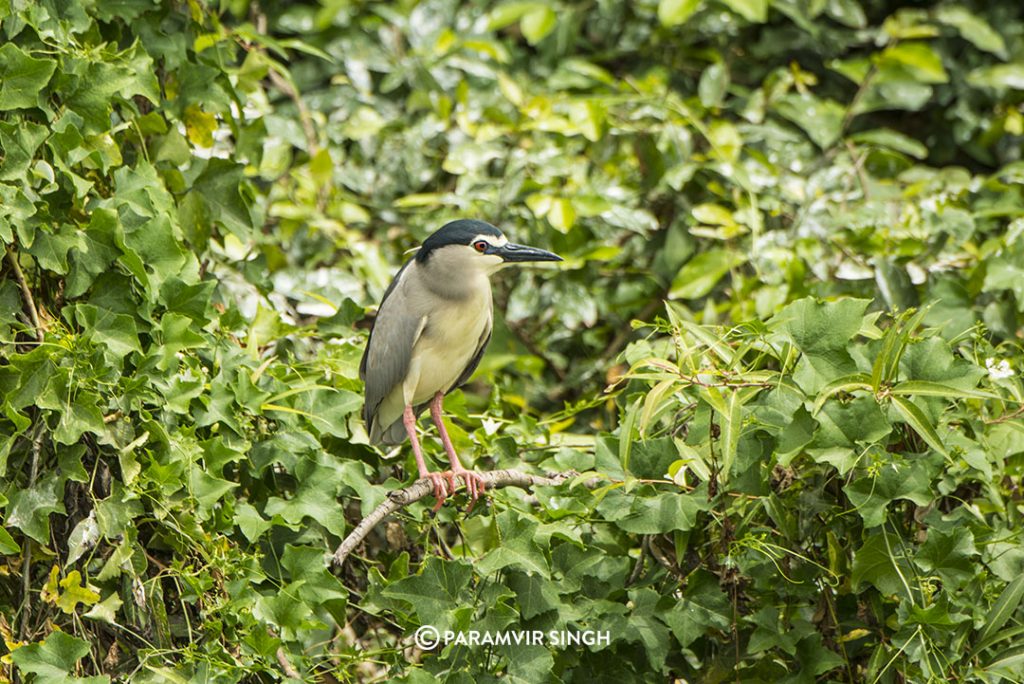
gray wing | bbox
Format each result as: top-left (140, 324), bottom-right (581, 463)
top-left (449, 325), bottom-right (492, 393)
top-left (360, 260), bottom-right (426, 441)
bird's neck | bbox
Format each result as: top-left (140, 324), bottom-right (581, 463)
top-left (415, 258), bottom-right (492, 302)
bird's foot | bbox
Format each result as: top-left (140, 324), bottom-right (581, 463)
top-left (421, 472), bottom-right (451, 512)
top-left (450, 468), bottom-right (487, 512)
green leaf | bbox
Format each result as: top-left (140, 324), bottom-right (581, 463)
top-left (658, 0), bottom-right (702, 26)
top-left (661, 570), bottom-right (731, 646)
top-left (775, 92), bottom-right (846, 148)
top-left (890, 395), bottom-right (948, 456)
top-left (10, 631), bottom-right (94, 682)
top-left (844, 453), bottom-right (942, 527)
top-left (0, 44), bottom-right (57, 111)
top-left (915, 528), bottom-right (977, 588)
top-left (84, 592), bottom-right (124, 625)
top-left (720, 0), bottom-right (767, 23)
top-left (60, 43), bottom-right (160, 132)
top-left (976, 576), bottom-right (1024, 652)
top-left (6, 471), bottom-right (66, 543)
top-left (0, 526), bottom-right (20, 555)
top-left (669, 249), bottom-right (745, 299)
top-left (26, 226), bottom-right (79, 274)
top-left (935, 7), bottom-right (1007, 58)
top-left (54, 570), bottom-right (101, 614)
top-left (851, 531), bottom-right (914, 596)
top-left (968, 64), bottom-right (1024, 92)
top-left (253, 584), bottom-right (317, 638)
top-left (521, 6), bottom-right (557, 45)
top-left (0, 120), bottom-right (48, 182)
top-left (599, 490), bottom-right (707, 534)
top-left (476, 511), bottom-right (550, 577)
top-left (890, 380), bottom-right (1001, 401)
top-left (508, 571), bottom-right (561, 619)
top-left (880, 42), bottom-right (948, 84)
top-left (66, 209), bottom-right (122, 297)
top-left (851, 128), bottom-right (928, 159)
top-left (382, 557), bottom-right (474, 630)
top-left (191, 159), bottom-right (254, 238)
top-left (812, 373), bottom-right (872, 414)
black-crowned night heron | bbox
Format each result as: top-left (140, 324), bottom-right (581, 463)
top-left (360, 219), bottom-right (562, 509)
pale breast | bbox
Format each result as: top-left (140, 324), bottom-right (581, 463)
top-left (407, 292), bottom-right (492, 406)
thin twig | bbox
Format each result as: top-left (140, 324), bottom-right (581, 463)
top-left (20, 426), bottom-right (45, 639)
top-left (276, 645), bottom-right (301, 679)
top-left (844, 139), bottom-right (871, 200)
top-left (986, 404), bottom-right (1024, 425)
top-left (331, 469), bottom-right (579, 568)
top-left (5, 247), bottom-right (43, 343)
top-left (251, 8), bottom-right (318, 157)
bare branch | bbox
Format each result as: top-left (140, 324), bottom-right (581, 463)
top-left (331, 469), bottom-right (578, 568)
top-left (5, 247), bottom-right (44, 344)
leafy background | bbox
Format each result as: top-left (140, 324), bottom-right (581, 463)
top-left (1, 0), bottom-right (1024, 681)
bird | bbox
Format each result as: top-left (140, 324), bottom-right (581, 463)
top-left (360, 219), bottom-right (562, 509)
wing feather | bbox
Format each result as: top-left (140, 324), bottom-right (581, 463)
top-left (360, 260), bottom-right (427, 442)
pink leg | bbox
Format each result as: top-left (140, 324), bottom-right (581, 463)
top-left (404, 404), bottom-right (449, 511)
top-left (429, 392), bottom-right (486, 508)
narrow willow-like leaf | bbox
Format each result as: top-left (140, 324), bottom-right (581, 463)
top-left (976, 576), bottom-right (1024, 652)
top-left (890, 395), bottom-right (948, 457)
top-left (811, 373), bottom-right (872, 414)
top-left (890, 380), bottom-right (1003, 401)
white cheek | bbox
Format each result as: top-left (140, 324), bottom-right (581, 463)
top-left (481, 254), bottom-right (505, 272)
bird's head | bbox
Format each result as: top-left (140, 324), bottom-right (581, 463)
top-left (415, 219), bottom-right (562, 275)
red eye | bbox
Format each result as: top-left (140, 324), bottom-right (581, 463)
top-left (473, 240), bottom-right (489, 253)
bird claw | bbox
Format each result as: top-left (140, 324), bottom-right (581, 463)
top-left (422, 472), bottom-right (450, 512)
top-left (420, 470), bottom-right (487, 513)
top-left (451, 468), bottom-right (487, 511)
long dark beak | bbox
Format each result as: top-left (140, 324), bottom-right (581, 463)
top-left (494, 242), bottom-right (562, 263)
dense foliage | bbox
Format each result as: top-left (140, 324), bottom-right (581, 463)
top-left (1, 0), bottom-right (1023, 681)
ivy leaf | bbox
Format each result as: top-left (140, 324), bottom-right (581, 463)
top-left (0, 525), bottom-right (21, 555)
top-left (851, 531), bottom-right (915, 595)
top-left (184, 104), bottom-right (218, 147)
top-left (55, 570), bottom-right (101, 614)
top-left (191, 159), bottom-right (254, 238)
top-left (599, 490), bottom-right (707, 534)
top-left (10, 631), bottom-right (95, 683)
top-left (0, 120), bottom-right (49, 182)
top-left (915, 528), bottom-right (978, 589)
top-left (661, 570), bottom-right (731, 647)
top-left (476, 511), bottom-right (550, 577)
top-left (382, 557), bottom-right (474, 630)
top-left (0, 44), bottom-right (57, 111)
top-left (6, 471), bottom-right (66, 543)
top-left (844, 453), bottom-right (942, 527)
